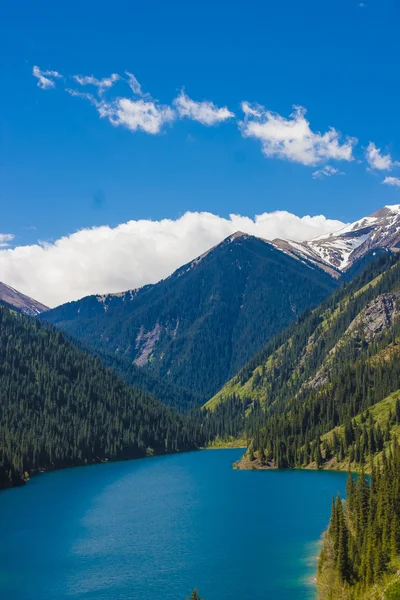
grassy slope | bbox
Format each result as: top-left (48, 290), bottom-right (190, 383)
top-left (205, 268), bottom-right (388, 412)
top-left (240, 385), bottom-right (400, 473)
top-left (318, 386), bottom-right (400, 473)
top-left (317, 557), bottom-right (400, 600)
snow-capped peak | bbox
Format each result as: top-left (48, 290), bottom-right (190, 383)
top-left (272, 205), bottom-right (400, 275)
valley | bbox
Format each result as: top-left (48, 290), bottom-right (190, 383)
top-left (3, 204), bottom-right (400, 599)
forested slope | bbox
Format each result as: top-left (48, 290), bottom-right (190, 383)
top-left (208, 252), bottom-right (400, 469)
top-left (0, 306), bottom-right (201, 490)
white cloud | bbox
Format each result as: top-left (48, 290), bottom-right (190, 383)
top-left (240, 103), bottom-right (357, 166)
top-left (382, 176), bottom-right (400, 187)
top-left (312, 165), bottom-right (344, 179)
top-left (73, 73), bottom-right (120, 95)
top-left (0, 211), bottom-right (345, 307)
top-left (365, 142), bottom-right (399, 170)
top-left (111, 98), bottom-right (175, 134)
top-left (32, 65), bottom-right (62, 89)
top-left (173, 91), bottom-right (234, 125)
top-left (67, 89), bottom-right (175, 134)
top-left (0, 234), bottom-right (14, 248)
top-left (125, 72), bottom-right (146, 97)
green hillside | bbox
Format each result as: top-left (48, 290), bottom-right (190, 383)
top-left (207, 253), bottom-right (400, 467)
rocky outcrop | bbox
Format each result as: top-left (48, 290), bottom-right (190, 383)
top-left (134, 323), bottom-right (162, 367)
top-left (309, 291), bottom-right (400, 389)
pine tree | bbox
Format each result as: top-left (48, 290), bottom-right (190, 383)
top-left (187, 590), bottom-right (203, 600)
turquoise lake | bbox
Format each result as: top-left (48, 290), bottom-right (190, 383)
top-left (0, 449), bottom-right (348, 600)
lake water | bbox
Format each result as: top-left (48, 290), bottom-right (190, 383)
top-left (0, 449), bottom-right (347, 600)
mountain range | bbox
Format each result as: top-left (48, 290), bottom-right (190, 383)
top-left (41, 232), bottom-right (337, 403)
top-left (38, 204), bottom-right (400, 407)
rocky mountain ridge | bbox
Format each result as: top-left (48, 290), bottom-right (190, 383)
top-left (272, 204), bottom-right (400, 275)
top-left (0, 282), bottom-right (48, 316)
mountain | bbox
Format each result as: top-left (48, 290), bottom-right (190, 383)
top-left (273, 204), bottom-right (400, 275)
top-left (208, 251), bottom-right (400, 461)
top-left (0, 281), bottom-right (48, 315)
top-left (0, 304), bottom-right (201, 490)
top-left (41, 232), bottom-right (337, 404)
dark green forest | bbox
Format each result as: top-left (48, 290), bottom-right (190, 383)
top-left (0, 306), bottom-right (207, 490)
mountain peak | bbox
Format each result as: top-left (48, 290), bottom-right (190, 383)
top-left (228, 230), bottom-right (248, 241)
top-left (371, 204), bottom-right (400, 218)
top-left (273, 204), bottom-right (400, 274)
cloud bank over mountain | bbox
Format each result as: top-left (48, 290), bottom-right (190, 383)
top-left (0, 210), bottom-right (345, 307)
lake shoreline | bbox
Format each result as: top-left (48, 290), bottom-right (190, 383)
top-left (0, 445), bottom-right (200, 493)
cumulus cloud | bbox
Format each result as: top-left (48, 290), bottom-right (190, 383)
top-left (32, 65), bottom-right (62, 89)
top-left (73, 73), bottom-right (120, 95)
top-left (67, 89), bottom-right (175, 134)
top-left (0, 211), bottom-right (345, 307)
top-left (0, 234), bottom-right (14, 248)
top-left (173, 91), bottom-right (234, 125)
top-left (240, 103), bottom-right (357, 166)
top-left (382, 176), bottom-right (400, 187)
top-left (312, 165), bottom-right (344, 179)
top-left (365, 142), bottom-right (399, 170)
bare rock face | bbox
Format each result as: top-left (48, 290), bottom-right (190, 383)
top-left (134, 323), bottom-right (162, 367)
top-left (348, 291), bottom-right (400, 338)
top-left (0, 282), bottom-right (48, 316)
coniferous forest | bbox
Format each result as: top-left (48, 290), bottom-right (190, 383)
top-left (0, 305), bottom-right (207, 489)
top-left (319, 443), bottom-right (400, 599)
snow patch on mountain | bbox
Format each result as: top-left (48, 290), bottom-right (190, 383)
top-left (273, 204), bottom-right (400, 274)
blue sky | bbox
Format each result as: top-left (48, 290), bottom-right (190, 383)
top-left (2, 0), bottom-right (400, 240)
top-left (1, 0), bottom-right (400, 305)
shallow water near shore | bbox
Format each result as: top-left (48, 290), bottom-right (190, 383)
top-left (0, 449), bottom-right (347, 600)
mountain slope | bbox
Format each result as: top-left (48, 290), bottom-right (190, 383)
top-left (209, 252), bottom-right (400, 463)
top-left (41, 233), bottom-right (337, 404)
top-left (273, 204), bottom-right (400, 274)
top-left (0, 281), bottom-right (48, 315)
top-left (0, 305), bottom-right (199, 490)
top-left (92, 348), bottom-right (202, 412)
